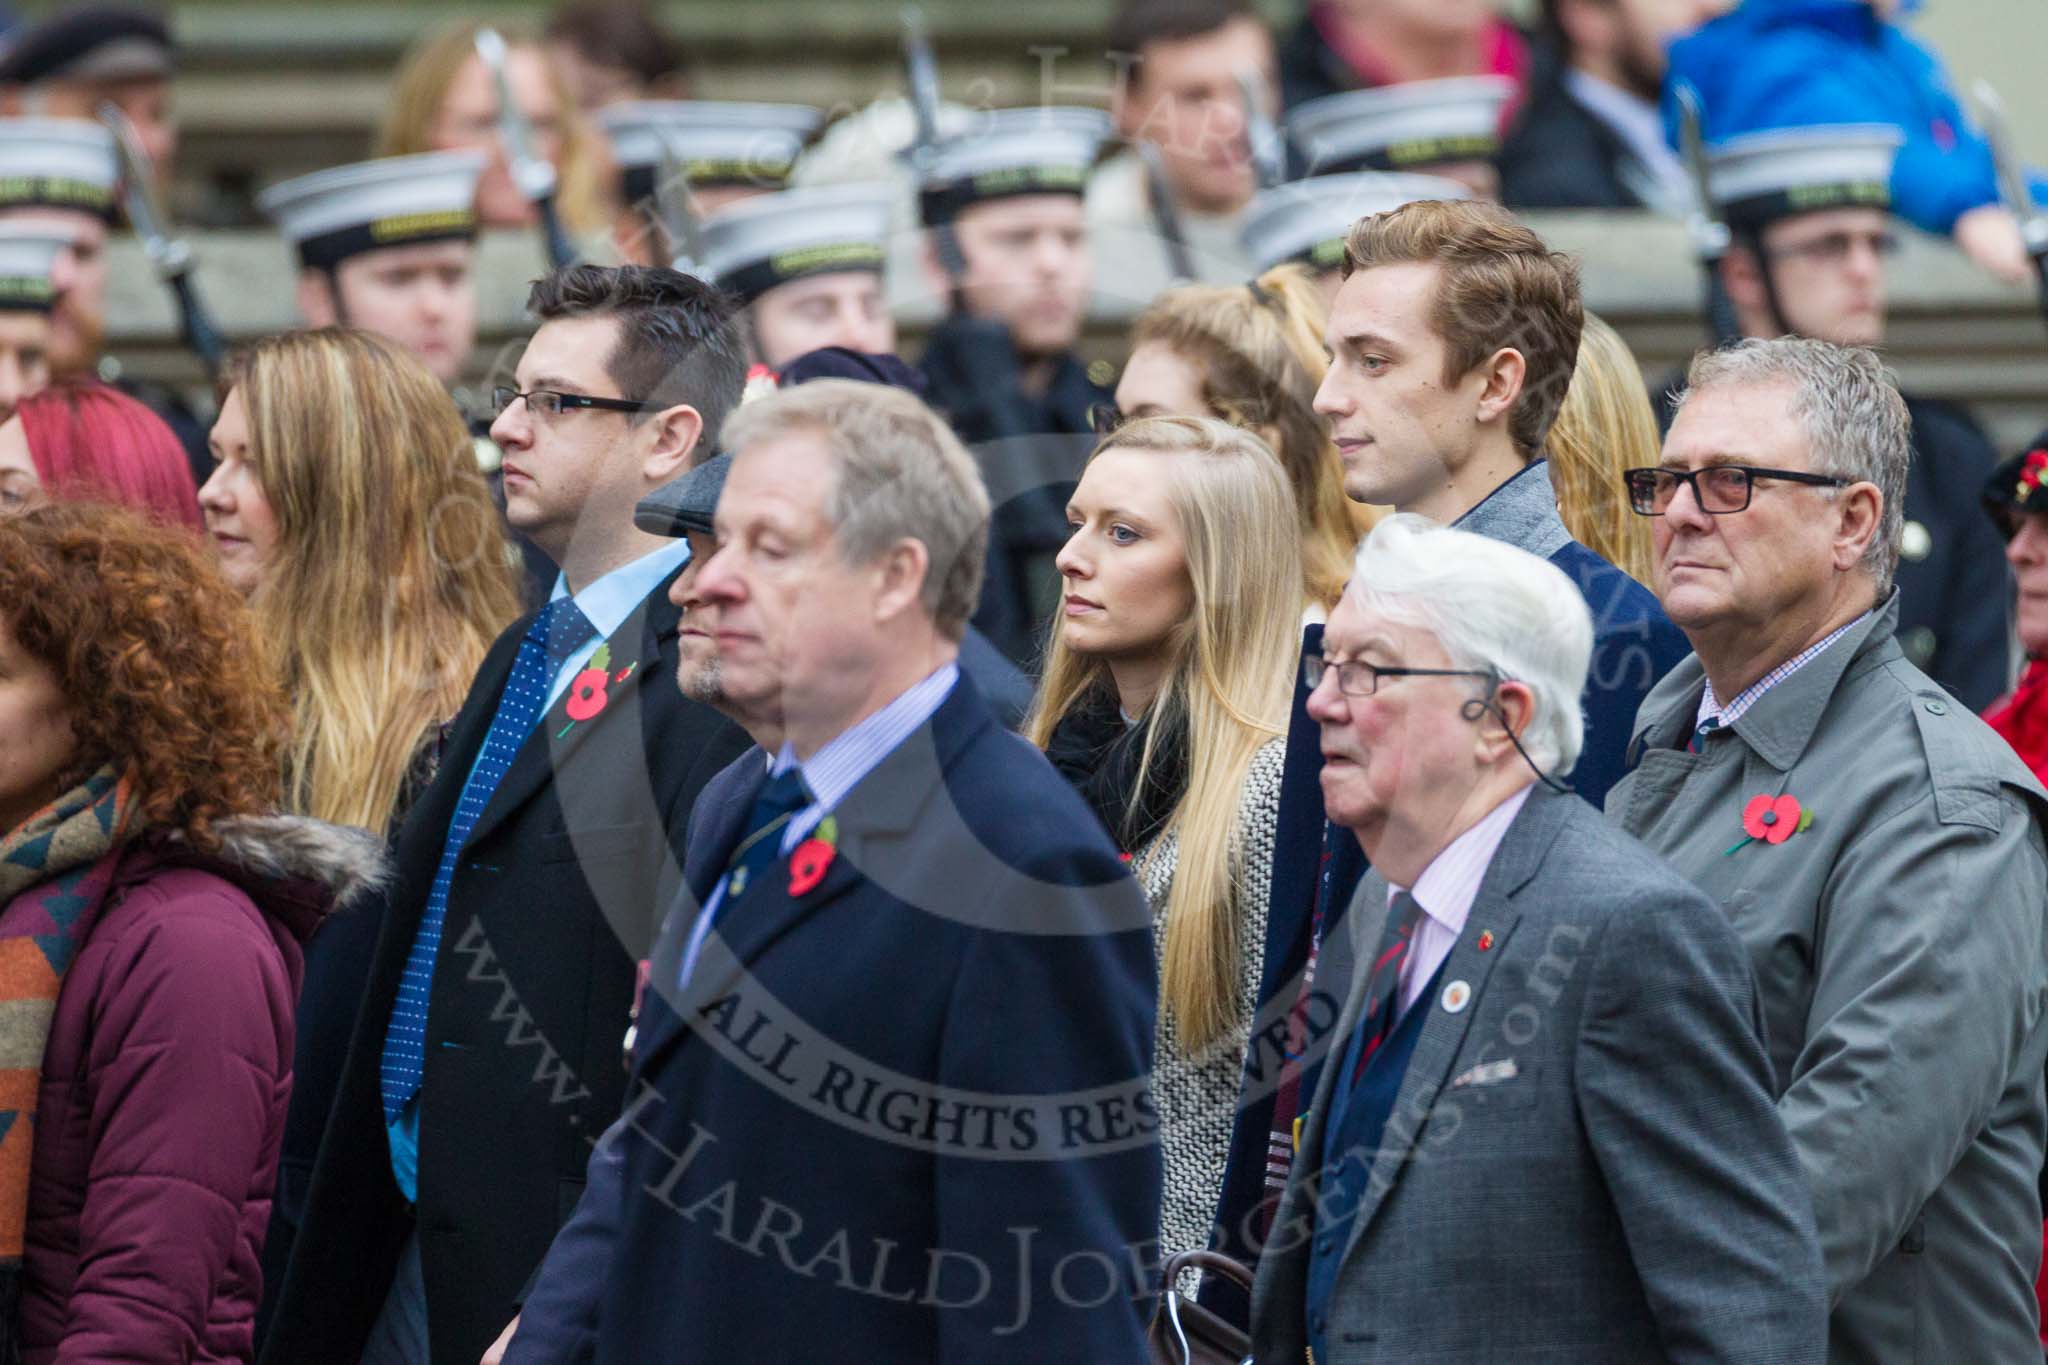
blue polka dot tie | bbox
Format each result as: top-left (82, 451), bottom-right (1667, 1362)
top-left (380, 597), bottom-right (597, 1122)
top-left (1687, 716), bottom-right (1724, 754)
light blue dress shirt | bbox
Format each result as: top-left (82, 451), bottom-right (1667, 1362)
top-left (387, 538), bottom-right (691, 1203)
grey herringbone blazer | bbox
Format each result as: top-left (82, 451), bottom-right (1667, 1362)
top-left (1249, 784), bottom-right (1827, 1363)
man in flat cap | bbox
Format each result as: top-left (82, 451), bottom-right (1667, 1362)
top-left (0, 4), bottom-right (174, 190)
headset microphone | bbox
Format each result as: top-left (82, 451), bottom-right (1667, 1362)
top-left (1459, 693), bottom-right (1573, 796)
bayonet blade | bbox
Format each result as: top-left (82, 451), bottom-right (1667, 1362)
top-left (1974, 80), bottom-right (2048, 256)
top-left (1237, 70), bottom-right (1285, 190)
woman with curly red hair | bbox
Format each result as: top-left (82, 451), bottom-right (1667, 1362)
top-left (0, 381), bottom-right (202, 530)
top-left (0, 500), bottom-right (382, 1363)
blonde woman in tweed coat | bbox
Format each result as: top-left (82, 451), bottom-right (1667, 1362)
top-left (1030, 414), bottom-right (1304, 1260)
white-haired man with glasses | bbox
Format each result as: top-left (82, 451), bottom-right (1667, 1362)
top-left (1611, 336), bottom-right (2048, 1364)
top-left (1251, 512), bottom-right (1825, 1363)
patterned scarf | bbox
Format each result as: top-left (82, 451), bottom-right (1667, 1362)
top-left (0, 767), bottom-right (135, 1359)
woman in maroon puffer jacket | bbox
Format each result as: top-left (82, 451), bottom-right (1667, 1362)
top-left (0, 501), bottom-right (382, 1363)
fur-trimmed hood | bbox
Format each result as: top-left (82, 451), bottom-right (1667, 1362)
top-left (121, 814), bottom-right (392, 944)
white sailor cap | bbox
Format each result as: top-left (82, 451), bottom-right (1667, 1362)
top-left (1240, 171), bottom-right (1472, 275)
top-left (697, 182), bottom-right (895, 304)
top-left (0, 117), bottom-right (117, 219)
top-left (917, 106), bottom-right (1111, 225)
top-left (0, 224), bottom-right (68, 312)
top-left (1284, 76), bottom-right (1513, 177)
top-left (257, 151), bottom-right (486, 271)
top-left (599, 101), bottom-right (824, 204)
top-left (1705, 124), bottom-right (1902, 232)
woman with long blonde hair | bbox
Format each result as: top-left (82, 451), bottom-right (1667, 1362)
top-left (1116, 262), bottom-right (1373, 615)
top-left (1546, 311), bottom-right (1658, 586)
top-left (198, 327), bottom-right (523, 1332)
top-left (1027, 414), bottom-right (1300, 1260)
top-left (201, 327), bottom-right (524, 834)
top-left (378, 18), bottom-right (615, 240)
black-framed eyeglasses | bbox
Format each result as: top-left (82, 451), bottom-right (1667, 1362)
top-left (1623, 464), bottom-right (1851, 517)
top-left (491, 386), bottom-right (647, 419)
top-left (1302, 652), bottom-right (1495, 697)
top-left (1088, 400), bottom-right (1125, 436)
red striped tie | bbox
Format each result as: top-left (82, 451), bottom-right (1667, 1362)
top-left (1351, 893), bottom-right (1426, 1085)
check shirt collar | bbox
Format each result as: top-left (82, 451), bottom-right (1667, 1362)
top-left (1695, 611), bottom-right (1869, 732)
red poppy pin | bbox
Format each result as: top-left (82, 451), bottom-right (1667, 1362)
top-left (556, 645), bottom-right (639, 739)
top-left (2019, 449), bottom-right (2048, 501)
top-left (1725, 793), bottom-right (1814, 855)
top-left (788, 815), bottom-right (839, 897)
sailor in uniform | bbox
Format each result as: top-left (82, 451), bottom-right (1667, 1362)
top-left (694, 181), bottom-right (897, 368)
top-left (1653, 124), bottom-right (2013, 708)
top-left (0, 224), bottom-right (69, 424)
top-left (597, 99), bottom-right (823, 263)
top-left (261, 148), bottom-right (556, 602)
top-left (913, 106), bottom-right (1114, 669)
top-left (1281, 74), bottom-right (1515, 198)
top-left (1240, 169), bottom-right (1471, 300)
top-left (0, 114), bottom-right (212, 479)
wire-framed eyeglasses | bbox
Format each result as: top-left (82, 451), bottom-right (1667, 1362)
top-left (1302, 652), bottom-right (1496, 697)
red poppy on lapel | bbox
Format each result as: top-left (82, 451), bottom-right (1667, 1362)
top-left (788, 838), bottom-right (836, 896)
top-left (1742, 793), bottom-right (1802, 845)
top-left (566, 668), bottom-right (610, 722)
top-left (1727, 793), bottom-right (1813, 854)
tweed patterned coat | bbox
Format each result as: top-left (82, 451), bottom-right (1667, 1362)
top-left (1136, 738), bottom-right (1286, 1263)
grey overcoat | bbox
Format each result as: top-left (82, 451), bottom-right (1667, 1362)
top-left (1610, 594), bottom-right (2048, 1364)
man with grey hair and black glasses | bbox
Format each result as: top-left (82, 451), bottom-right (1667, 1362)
top-left (1611, 335), bottom-right (2048, 1363)
top-left (1252, 513), bottom-right (1823, 1362)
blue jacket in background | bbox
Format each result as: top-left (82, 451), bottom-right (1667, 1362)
top-left (1662, 0), bottom-right (2046, 236)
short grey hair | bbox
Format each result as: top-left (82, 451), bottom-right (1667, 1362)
top-left (719, 379), bottom-right (990, 638)
top-left (1673, 336), bottom-right (1910, 595)
top-left (1346, 514), bottom-right (1593, 775)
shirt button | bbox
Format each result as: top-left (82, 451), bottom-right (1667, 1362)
top-left (1317, 1233), bottom-right (1333, 1255)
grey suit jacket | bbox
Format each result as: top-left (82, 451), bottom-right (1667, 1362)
top-left (1250, 784), bottom-right (1826, 1364)
top-left (1609, 594), bottom-right (2048, 1363)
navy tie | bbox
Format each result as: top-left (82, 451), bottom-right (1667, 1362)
top-left (1687, 716), bottom-right (1724, 754)
top-left (381, 597), bottom-right (596, 1122)
top-left (719, 766), bottom-right (815, 904)
top-left (674, 765), bottom-right (815, 992)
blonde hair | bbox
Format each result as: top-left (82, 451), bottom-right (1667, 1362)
top-left (378, 18), bottom-right (614, 239)
top-left (1025, 416), bottom-right (1300, 1051)
top-left (221, 328), bottom-right (525, 832)
top-left (1546, 313), bottom-right (1657, 586)
top-left (1130, 263), bottom-right (1368, 610)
